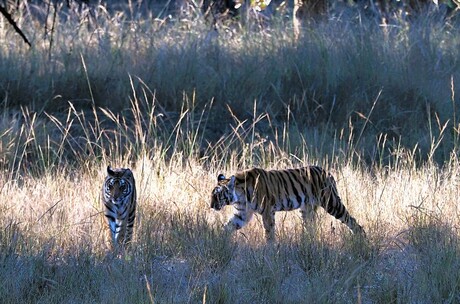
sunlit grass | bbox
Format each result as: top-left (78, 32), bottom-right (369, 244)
top-left (1, 1), bottom-right (460, 302)
top-left (0, 94), bottom-right (459, 302)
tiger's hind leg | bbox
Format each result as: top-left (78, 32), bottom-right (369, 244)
top-left (262, 208), bottom-right (276, 242)
top-left (321, 186), bottom-right (365, 235)
top-left (300, 202), bottom-right (318, 222)
top-left (300, 202), bottom-right (320, 236)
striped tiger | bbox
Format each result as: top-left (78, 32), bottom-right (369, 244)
top-left (102, 166), bottom-right (137, 249)
top-left (210, 166), bottom-right (364, 241)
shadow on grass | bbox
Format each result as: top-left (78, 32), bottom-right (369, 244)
top-left (2, 206), bottom-right (460, 303)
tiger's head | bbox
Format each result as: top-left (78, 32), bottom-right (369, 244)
top-left (103, 166), bottom-right (134, 205)
top-left (210, 174), bottom-right (236, 211)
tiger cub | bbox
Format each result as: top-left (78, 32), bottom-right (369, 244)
top-left (102, 166), bottom-right (137, 249)
top-left (211, 166), bottom-right (364, 241)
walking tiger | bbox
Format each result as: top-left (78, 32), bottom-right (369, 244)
top-left (102, 166), bottom-right (137, 249)
top-left (210, 166), bottom-right (364, 241)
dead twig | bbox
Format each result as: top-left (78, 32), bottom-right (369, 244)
top-left (0, 3), bottom-right (31, 47)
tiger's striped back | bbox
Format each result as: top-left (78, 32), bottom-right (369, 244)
top-left (211, 166), bottom-right (364, 241)
top-left (102, 166), bottom-right (137, 249)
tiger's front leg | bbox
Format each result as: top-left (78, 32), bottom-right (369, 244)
top-left (225, 205), bottom-right (254, 232)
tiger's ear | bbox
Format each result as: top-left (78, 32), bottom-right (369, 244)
top-left (123, 168), bottom-right (134, 179)
top-left (228, 175), bottom-right (236, 187)
top-left (217, 174), bottom-right (226, 182)
top-left (107, 166), bottom-right (115, 176)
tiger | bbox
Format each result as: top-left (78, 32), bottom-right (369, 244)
top-left (210, 166), bottom-right (364, 241)
top-left (102, 166), bottom-right (137, 249)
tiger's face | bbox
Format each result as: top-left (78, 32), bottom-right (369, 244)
top-left (104, 167), bottom-right (134, 205)
top-left (211, 174), bottom-right (236, 210)
top-left (106, 178), bottom-right (130, 204)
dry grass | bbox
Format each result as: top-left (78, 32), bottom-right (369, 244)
top-left (1, 1), bottom-right (460, 303)
top-left (0, 100), bottom-right (460, 303)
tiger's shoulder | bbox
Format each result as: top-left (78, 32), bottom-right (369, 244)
top-left (232, 167), bottom-right (267, 182)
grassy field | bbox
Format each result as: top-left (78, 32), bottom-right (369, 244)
top-left (1, 106), bottom-right (460, 303)
top-left (1, 1), bottom-right (460, 303)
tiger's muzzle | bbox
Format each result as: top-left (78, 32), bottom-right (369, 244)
top-left (210, 199), bottom-right (223, 211)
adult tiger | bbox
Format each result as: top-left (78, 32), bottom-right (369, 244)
top-left (102, 166), bottom-right (137, 249)
top-left (211, 166), bottom-right (364, 241)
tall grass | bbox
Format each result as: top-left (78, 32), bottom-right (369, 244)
top-left (0, 91), bottom-right (459, 302)
top-left (1, 1), bottom-right (460, 303)
top-left (1, 1), bottom-right (460, 162)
